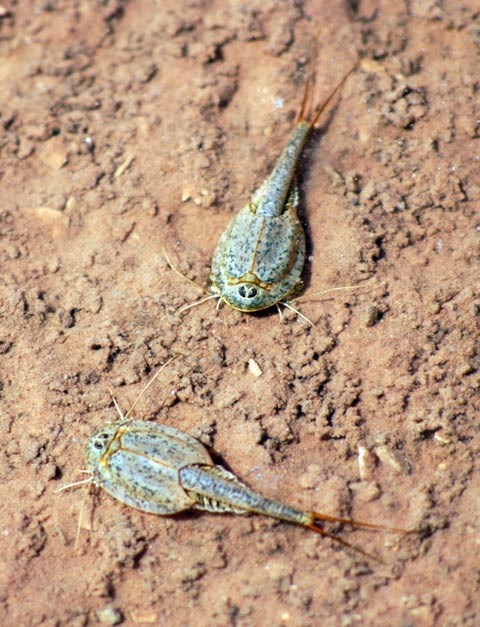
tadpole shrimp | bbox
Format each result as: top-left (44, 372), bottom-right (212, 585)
top-left (59, 361), bottom-right (412, 560)
top-left (164, 52), bottom-right (368, 325)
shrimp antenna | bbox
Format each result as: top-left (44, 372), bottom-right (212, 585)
top-left (279, 301), bottom-right (315, 326)
top-left (75, 480), bottom-right (94, 553)
top-left (123, 356), bottom-right (177, 422)
top-left (110, 389), bottom-right (126, 420)
top-left (54, 476), bottom-right (93, 493)
top-left (177, 293), bottom-right (220, 315)
top-left (162, 246), bottom-right (207, 293)
top-left (162, 247), bottom-right (222, 315)
top-left (54, 472), bottom-right (94, 552)
top-left (291, 279), bottom-right (375, 305)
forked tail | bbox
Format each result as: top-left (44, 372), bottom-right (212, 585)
top-left (303, 510), bottom-right (412, 563)
top-left (297, 60), bottom-right (359, 129)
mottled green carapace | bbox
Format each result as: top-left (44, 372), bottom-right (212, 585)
top-left (209, 66), bottom-right (357, 314)
top-left (86, 419), bottom-right (405, 558)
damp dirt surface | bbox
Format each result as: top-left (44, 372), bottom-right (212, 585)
top-left (1, 1), bottom-right (480, 626)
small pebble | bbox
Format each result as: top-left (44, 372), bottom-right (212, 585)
top-left (357, 445), bottom-right (376, 480)
top-left (298, 464), bottom-right (322, 489)
top-left (364, 305), bottom-right (382, 327)
top-left (248, 358), bottom-right (263, 377)
top-left (114, 155), bottom-right (134, 178)
top-left (97, 606), bottom-right (124, 625)
top-left (375, 445), bottom-right (410, 474)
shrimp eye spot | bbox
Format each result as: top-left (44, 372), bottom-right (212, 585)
top-left (94, 441), bottom-right (104, 450)
top-left (238, 286), bottom-right (258, 299)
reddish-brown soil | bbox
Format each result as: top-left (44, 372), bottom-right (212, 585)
top-left (1, 1), bottom-right (479, 625)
